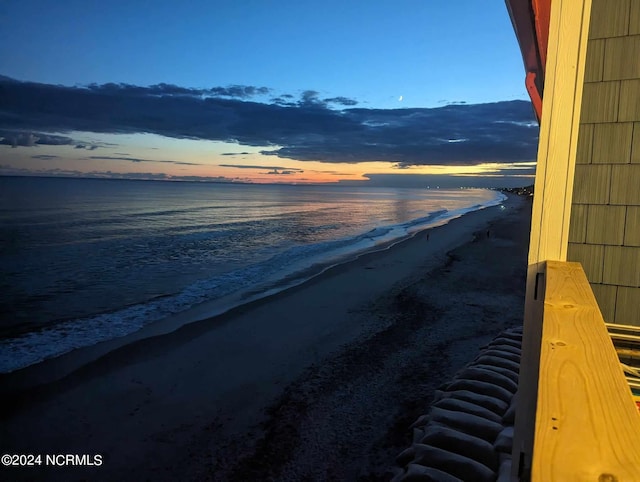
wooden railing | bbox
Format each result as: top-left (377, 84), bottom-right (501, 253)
top-left (513, 261), bottom-right (640, 481)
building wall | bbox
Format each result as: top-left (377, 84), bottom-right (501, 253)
top-left (568, 0), bottom-right (640, 325)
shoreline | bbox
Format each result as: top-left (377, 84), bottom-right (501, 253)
top-left (1, 191), bottom-right (505, 377)
top-left (1, 193), bottom-right (531, 481)
top-left (1, 194), bottom-right (510, 393)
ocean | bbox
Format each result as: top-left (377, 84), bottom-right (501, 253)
top-left (0, 176), bottom-right (505, 372)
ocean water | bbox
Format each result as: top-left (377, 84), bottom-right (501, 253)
top-left (0, 176), bottom-right (505, 372)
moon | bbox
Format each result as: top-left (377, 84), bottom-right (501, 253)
top-left (398, 95), bottom-right (403, 102)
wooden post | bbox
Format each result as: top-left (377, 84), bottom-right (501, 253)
top-left (513, 0), bottom-right (593, 479)
top-left (528, 0), bottom-right (591, 265)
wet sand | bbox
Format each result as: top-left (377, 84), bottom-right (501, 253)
top-left (1, 194), bottom-right (531, 481)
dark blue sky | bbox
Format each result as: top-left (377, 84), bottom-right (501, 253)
top-left (0, 0), bottom-right (527, 108)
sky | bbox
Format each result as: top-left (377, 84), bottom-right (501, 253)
top-left (0, 0), bottom-right (538, 187)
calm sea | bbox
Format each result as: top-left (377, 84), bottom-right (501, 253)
top-left (0, 176), bottom-right (505, 372)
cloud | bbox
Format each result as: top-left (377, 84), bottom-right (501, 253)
top-left (88, 155), bottom-right (202, 166)
top-left (437, 100), bottom-right (467, 105)
top-left (323, 96), bottom-right (358, 106)
top-left (0, 130), bottom-right (74, 147)
top-left (220, 163), bottom-right (304, 172)
top-left (300, 90), bottom-right (321, 105)
top-left (309, 169), bottom-right (357, 176)
top-left (0, 164), bottom-right (240, 183)
top-left (0, 77), bottom-right (538, 166)
top-left (209, 85), bottom-right (270, 98)
top-left (282, 90), bottom-right (360, 108)
top-left (266, 169), bottom-right (298, 175)
top-left (271, 97), bottom-right (297, 106)
top-left (84, 81), bottom-right (271, 99)
top-left (31, 154), bottom-right (59, 160)
top-left (271, 93), bottom-right (298, 106)
top-left (221, 152), bottom-right (250, 156)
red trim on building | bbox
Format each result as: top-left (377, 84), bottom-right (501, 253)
top-left (505, 0), bottom-right (551, 121)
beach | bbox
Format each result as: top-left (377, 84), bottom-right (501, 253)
top-left (1, 193), bottom-right (531, 481)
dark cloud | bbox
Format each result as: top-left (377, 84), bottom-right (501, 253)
top-left (300, 90), bottom-right (321, 105)
top-left (221, 152), bottom-right (250, 156)
top-left (296, 91), bottom-right (359, 108)
top-left (485, 167), bottom-right (536, 176)
top-left (83, 82), bottom-right (271, 99)
top-left (271, 97), bottom-right (297, 106)
top-left (88, 155), bottom-right (202, 166)
top-left (266, 169), bottom-right (298, 175)
top-left (323, 96), bottom-right (358, 106)
top-left (437, 100), bottom-right (467, 105)
top-left (31, 154), bottom-right (59, 160)
top-left (209, 85), bottom-right (270, 98)
top-left (220, 163), bottom-right (304, 172)
top-left (309, 169), bottom-right (356, 176)
top-left (0, 164), bottom-right (240, 183)
top-left (0, 130), bottom-right (74, 147)
top-left (0, 77), bottom-right (538, 166)
top-left (271, 93), bottom-right (298, 106)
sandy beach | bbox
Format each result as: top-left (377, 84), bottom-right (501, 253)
top-left (1, 193), bottom-right (531, 481)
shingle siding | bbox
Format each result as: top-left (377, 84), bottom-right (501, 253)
top-left (567, 0), bottom-right (640, 325)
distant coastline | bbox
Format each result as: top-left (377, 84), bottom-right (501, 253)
top-left (0, 173), bottom-right (536, 192)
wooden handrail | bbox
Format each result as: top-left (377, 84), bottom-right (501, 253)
top-left (516, 261), bottom-right (640, 481)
